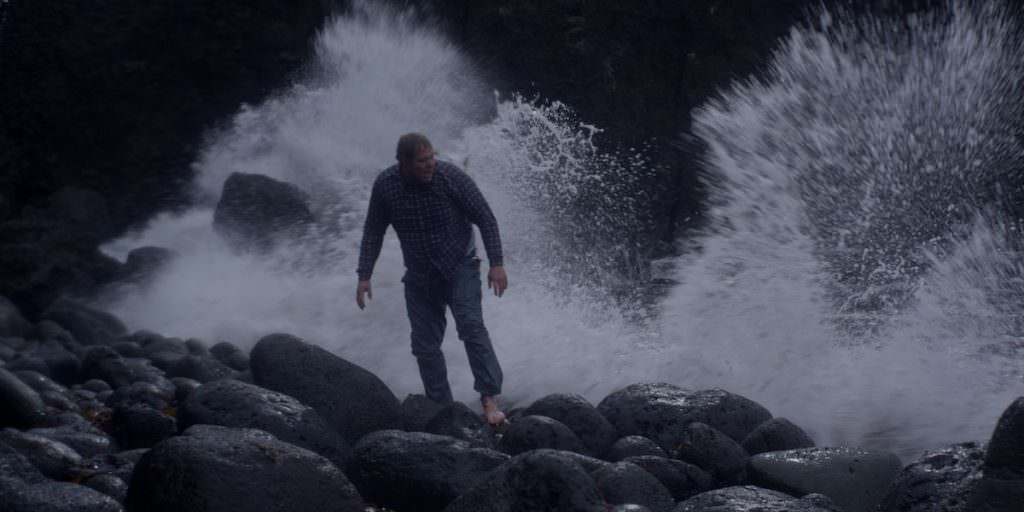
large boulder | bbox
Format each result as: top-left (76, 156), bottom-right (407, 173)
top-left (213, 173), bottom-right (315, 252)
top-left (592, 461), bottom-right (675, 512)
top-left (963, 396), bottom-right (1024, 512)
top-left (878, 442), bottom-right (984, 512)
top-left (675, 485), bottom-right (842, 512)
top-left (443, 449), bottom-right (607, 512)
top-left (0, 295), bottom-right (31, 337)
top-left (0, 440), bottom-right (48, 487)
top-left (0, 367), bottom-right (46, 428)
top-left (250, 333), bottom-right (402, 445)
top-left (424, 401), bottom-right (498, 449)
top-left (608, 435), bottom-right (668, 461)
top-left (673, 422), bottom-right (749, 483)
top-left (521, 393), bottom-right (618, 457)
top-left (40, 298), bottom-right (127, 346)
top-left (126, 425), bottom-right (364, 512)
top-left (597, 384), bottom-right (772, 452)
top-left (0, 428), bottom-right (83, 480)
top-left (349, 430), bottom-right (508, 511)
top-left (3, 481), bottom-right (124, 512)
top-left (179, 379), bottom-right (353, 470)
top-left (498, 414), bottom-right (585, 455)
top-left (741, 417), bottom-right (815, 455)
top-left (623, 455), bottom-right (714, 501)
top-left (748, 447), bottom-right (903, 512)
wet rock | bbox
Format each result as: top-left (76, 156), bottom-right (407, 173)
top-left (624, 455), bottom-right (714, 501)
top-left (878, 442), bottom-right (983, 512)
top-left (184, 338), bottom-right (209, 356)
top-left (674, 422), bottom-right (749, 483)
top-left (5, 355), bottom-right (51, 376)
top-left (41, 390), bottom-right (80, 412)
top-left (179, 379), bottom-right (353, 471)
top-left (0, 366), bottom-right (46, 428)
top-left (748, 446), bottom-right (903, 512)
top-left (0, 427), bottom-right (83, 479)
top-left (126, 425), bottom-right (365, 512)
top-left (121, 246), bottom-right (175, 283)
top-left (350, 429), bottom-right (508, 511)
top-left (401, 393), bottom-right (445, 432)
top-left (142, 337), bottom-right (188, 370)
top-left (15, 369), bottom-right (67, 395)
top-left (521, 392), bottom-right (618, 458)
top-left (82, 473), bottom-right (129, 503)
top-left (166, 354), bottom-right (236, 383)
top-left (82, 379), bottom-right (112, 393)
top-left (593, 461), bottom-right (675, 512)
top-left (31, 320), bottom-right (78, 349)
top-left (40, 298), bottom-right (127, 346)
top-left (3, 481), bottom-right (124, 512)
top-left (84, 448), bottom-right (149, 483)
top-left (0, 439), bottom-right (48, 486)
top-left (612, 506), bottom-right (652, 512)
top-left (110, 341), bottom-right (143, 358)
top-left (675, 485), bottom-right (840, 512)
top-left (0, 295), bottom-right (32, 337)
top-left (598, 384), bottom-right (772, 452)
top-left (742, 417), bottom-right (816, 455)
top-left (32, 341), bottom-right (81, 385)
top-left (105, 381), bottom-right (174, 410)
top-left (498, 414), bottom-right (585, 455)
top-left (424, 401), bottom-right (497, 449)
top-left (110, 403), bottom-right (176, 450)
top-left (209, 341), bottom-right (249, 371)
top-left (984, 396), bottom-right (1024, 474)
top-left (214, 172), bottom-right (316, 252)
top-left (444, 449), bottom-right (606, 512)
top-left (31, 423), bottom-right (117, 457)
top-left (608, 435), bottom-right (667, 461)
top-left (171, 377), bottom-right (202, 403)
top-left (251, 333), bottom-right (402, 445)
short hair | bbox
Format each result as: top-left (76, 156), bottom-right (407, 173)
top-left (395, 133), bottom-right (432, 163)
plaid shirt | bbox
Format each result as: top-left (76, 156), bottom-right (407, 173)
top-left (357, 161), bottom-right (503, 286)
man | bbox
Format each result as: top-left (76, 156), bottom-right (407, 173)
top-left (356, 133), bottom-right (508, 425)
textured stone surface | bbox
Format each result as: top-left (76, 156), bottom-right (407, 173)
top-left (497, 414), bottom-right (584, 455)
top-left (593, 461), bottom-right (675, 512)
top-left (741, 417), bottom-right (815, 455)
top-left (521, 393), bottom-right (618, 457)
top-left (878, 442), bottom-right (983, 512)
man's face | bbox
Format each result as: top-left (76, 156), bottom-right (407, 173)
top-left (409, 145), bottom-right (436, 183)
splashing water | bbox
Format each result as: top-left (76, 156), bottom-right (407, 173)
top-left (101, 1), bottom-right (1024, 458)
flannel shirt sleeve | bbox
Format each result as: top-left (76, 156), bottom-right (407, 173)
top-left (449, 166), bottom-right (503, 267)
top-left (356, 176), bottom-right (390, 280)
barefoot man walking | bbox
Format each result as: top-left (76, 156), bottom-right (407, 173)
top-left (356, 133), bottom-right (508, 424)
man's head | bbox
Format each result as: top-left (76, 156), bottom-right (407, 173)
top-left (396, 132), bottom-right (435, 183)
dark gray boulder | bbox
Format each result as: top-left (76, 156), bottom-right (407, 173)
top-left (250, 333), bottom-right (402, 445)
top-left (30, 341), bottom-right (81, 385)
top-left (171, 376), bottom-right (202, 403)
top-left (110, 341), bottom-right (143, 358)
top-left (424, 401), bottom-right (498, 449)
top-left (84, 448), bottom-right (149, 484)
top-left (748, 446), bottom-right (903, 512)
top-left (213, 172), bottom-right (316, 252)
top-left (40, 298), bottom-right (127, 346)
top-left (179, 379), bottom-right (353, 471)
top-left (209, 341), bottom-right (249, 371)
top-left (121, 246), bottom-right (175, 283)
top-left (81, 379), bottom-right (112, 393)
top-left (110, 403), bottom-right (176, 449)
top-left (0, 439), bottom-right (48, 486)
top-left (498, 414), bottom-right (585, 455)
top-left (30, 423), bottom-right (117, 457)
top-left (608, 435), bottom-right (667, 461)
top-left (141, 336), bottom-right (189, 370)
top-left (597, 384), bottom-right (772, 452)
top-left (0, 294), bottom-right (31, 337)
top-left (15, 369), bottom-right (67, 395)
top-left (82, 474), bottom-right (128, 503)
top-left (166, 354), bottom-right (237, 383)
top-left (3, 481), bottom-right (124, 512)
top-left (443, 449), bottom-right (607, 512)
top-left (401, 393), bottom-right (445, 432)
top-left (593, 461), bottom-right (675, 512)
top-left (674, 422), bottom-right (749, 483)
top-left (878, 442), bottom-right (983, 512)
top-left (105, 381), bottom-right (174, 410)
top-left (741, 417), bottom-right (815, 455)
top-left (674, 485), bottom-right (842, 512)
top-left (521, 393), bottom-right (618, 458)
top-left (0, 427), bottom-right (83, 479)
top-left (349, 429), bottom-right (508, 511)
top-left (624, 455), bottom-right (714, 501)
top-left (984, 396), bottom-right (1024, 474)
top-left (5, 354), bottom-right (51, 375)
top-left (126, 425), bottom-right (364, 512)
top-left (0, 366), bottom-right (46, 428)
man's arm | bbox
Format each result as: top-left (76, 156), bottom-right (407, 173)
top-left (356, 178), bottom-right (389, 308)
top-left (448, 166), bottom-right (507, 296)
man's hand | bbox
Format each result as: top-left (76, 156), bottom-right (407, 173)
top-left (356, 280), bottom-right (372, 309)
top-left (487, 266), bottom-right (508, 297)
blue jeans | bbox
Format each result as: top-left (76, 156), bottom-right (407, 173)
top-left (404, 253), bottom-right (503, 404)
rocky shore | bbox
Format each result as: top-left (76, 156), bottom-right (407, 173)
top-left (1, 292), bottom-right (1022, 511)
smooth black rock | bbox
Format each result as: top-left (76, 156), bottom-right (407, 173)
top-left (110, 403), bottom-right (176, 450)
top-left (251, 333), bottom-right (402, 445)
top-left (110, 341), bottom-right (143, 358)
top-left (350, 429), bottom-right (508, 512)
top-left (142, 337), bottom-right (188, 370)
top-left (3, 481), bottom-right (124, 512)
top-left (82, 379), bottom-right (112, 393)
top-left (521, 393), bottom-right (618, 458)
top-left (401, 393), bottom-right (445, 432)
top-left (31, 320), bottom-right (78, 349)
top-left (31, 423), bottom-right (117, 457)
top-left (15, 369), bottom-right (67, 395)
top-left (0, 366), bottom-right (46, 428)
top-left (624, 455), bottom-right (714, 501)
top-left (82, 474), bottom-right (128, 503)
top-left (31, 341), bottom-right (81, 385)
top-left (166, 354), bottom-right (236, 383)
top-left (106, 381), bottom-right (173, 410)
top-left (40, 298), bottom-right (127, 346)
top-left (0, 294), bottom-right (31, 337)
top-left (742, 417), bottom-right (816, 455)
top-left (126, 425), bottom-right (365, 512)
top-left (171, 376), bottom-right (202, 403)
top-left (5, 355), bottom-right (51, 376)
top-left (0, 439), bottom-right (48, 485)
top-left (612, 506), bottom-right (652, 512)
top-left (121, 246), bottom-right (175, 283)
top-left (209, 341), bottom-right (249, 371)
top-left (424, 401), bottom-right (497, 449)
top-left (0, 427), bottom-right (83, 479)
top-left (179, 379), bottom-right (353, 471)
top-left (41, 390), bottom-right (80, 413)
top-left (985, 396), bottom-right (1024, 474)
top-left (593, 461), bottom-right (675, 512)
top-left (674, 422), bottom-right (749, 483)
top-left (878, 442), bottom-right (983, 512)
top-left (674, 485), bottom-right (840, 512)
top-left (598, 384), bottom-right (772, 452)
top-left (748, 446), bottom-right (903, 512)
top-left (498, 414), bottom-right (585, 455)
top-left (84, 448), bottom-right (149, 483)
top-left (184, 338), bottom-right (209, 356)
top-left (213, 172), bottom-right (316, 252)
top-left (444, 449), bottom-right (606, 512)
top-left (608, 435), bottom-right (667, 461)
